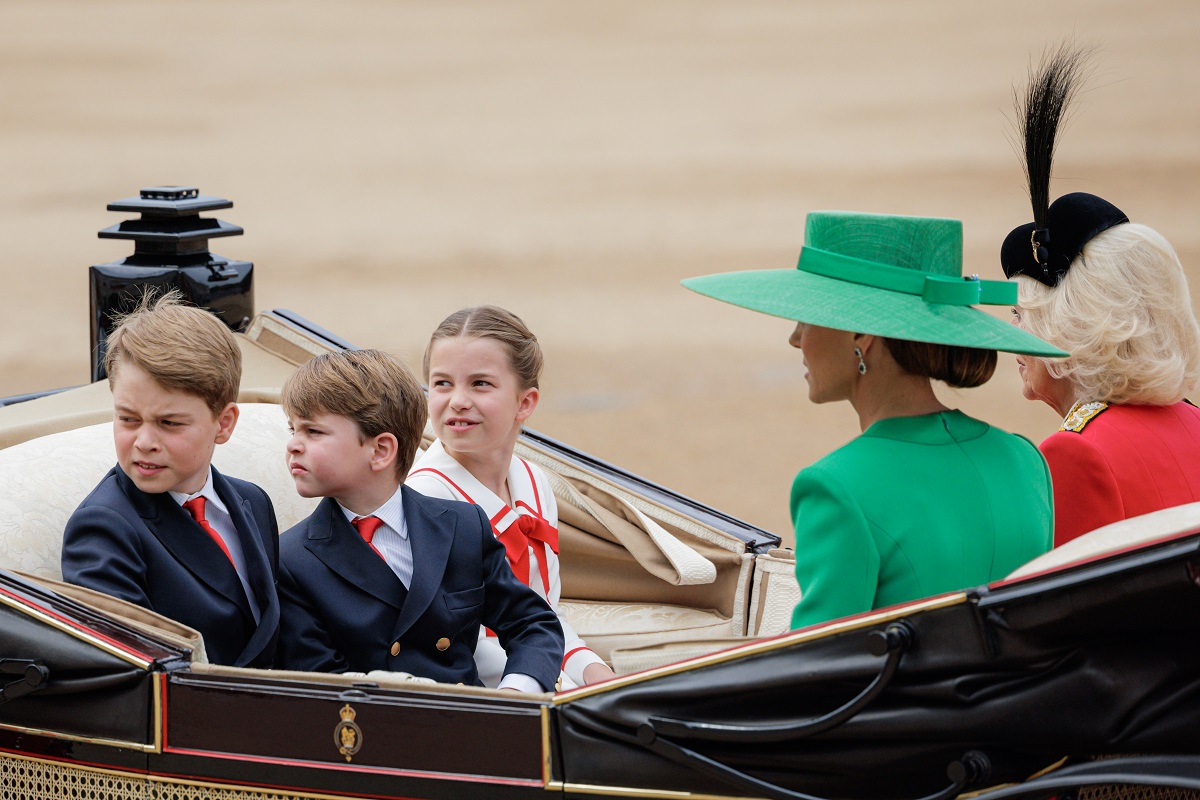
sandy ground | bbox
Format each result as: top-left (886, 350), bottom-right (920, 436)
top-left (1, 1), bottom-right (1197, 544)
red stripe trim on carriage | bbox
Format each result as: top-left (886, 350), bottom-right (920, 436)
top-left (0, 744), bottom-right (538, 800)
top-left (158, 746), bottom-right (545, 787)
top-left (159, 672), bottom-right (169, 749)
top-left (408, 468), bottom-right (476, 504)
top-left (0, 585), bottom-right (154, 664)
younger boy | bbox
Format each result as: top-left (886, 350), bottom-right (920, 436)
top-left (62, 292), bottom-right (280, 668)
top-left (276, 348), bottom-right (563, 692)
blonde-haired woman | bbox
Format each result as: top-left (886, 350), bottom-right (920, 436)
top-left (1004, 47), bottom-right (1200, 546)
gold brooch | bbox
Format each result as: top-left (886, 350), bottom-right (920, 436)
top-left (334, 703), bottom-right (363, 762)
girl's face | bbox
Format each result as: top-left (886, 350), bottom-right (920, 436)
top-left (426, 336), bottom-right (539, 461)
top-left (788, 322), bottom-right (859, 404)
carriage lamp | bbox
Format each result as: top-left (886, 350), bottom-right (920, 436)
top-left (88, 186), bottom-right (254, 381)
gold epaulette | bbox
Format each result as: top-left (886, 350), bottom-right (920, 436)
top-left (1059, 400), bottom-right (1109, 432)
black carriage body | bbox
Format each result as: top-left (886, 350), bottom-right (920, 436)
top-left (1, 529), bottom-right (1199, 800)
top-left (555, 533), bottom-right (1200, 799)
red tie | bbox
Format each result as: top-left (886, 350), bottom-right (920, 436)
top-left (352, 516), bottom-right (387, 562)
top-left (183, 496), bottom-right (234, 565)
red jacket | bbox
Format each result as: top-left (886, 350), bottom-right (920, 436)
top-left (1041, 401), bottom-right (1200, 546)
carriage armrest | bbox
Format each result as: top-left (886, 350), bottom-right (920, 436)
top-left (1006, 501), bottom-right (1200, 580)
top-left (14, 570), bottom-right (209, 663)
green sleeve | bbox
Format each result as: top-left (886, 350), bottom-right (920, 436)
top-left (789, 465), bottom-right (880, 629)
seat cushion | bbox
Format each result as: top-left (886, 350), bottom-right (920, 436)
top-left (559, 599), bottom-right (734, 662)
top-left (0, 403), bottom-right (317, 580)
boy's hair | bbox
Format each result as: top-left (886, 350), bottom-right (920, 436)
top-left (422, 305), bottom-right (543, 390)
top-left (282, 349), bottom-right (428, 477)
top-left (105, 290), bottom-right (242, 414)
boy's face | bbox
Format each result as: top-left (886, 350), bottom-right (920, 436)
top-left (112, 361), bottom-right (238, 495)
top-left (286, 412), bottom-right (378, 504)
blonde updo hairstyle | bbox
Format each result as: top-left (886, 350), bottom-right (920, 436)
top-left (1016, 223), bottom-right (1200, 405)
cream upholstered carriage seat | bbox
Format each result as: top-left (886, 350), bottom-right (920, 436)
top-left (0, 402), bottom-right (317, 667)
top-left (0, 403), bottom-right (319, 582)
top-left (1006, 501), bottom-right (1200, 580)
top-left (0, 401), bottom-right (798, 674)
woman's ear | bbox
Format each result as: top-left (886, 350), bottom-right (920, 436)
top-left (370, 432), bottom-right (400, 473)
top-left (852, 332), bottom-right (877, 355)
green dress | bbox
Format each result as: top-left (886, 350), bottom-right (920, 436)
top-left (789, 410), bottom-right (1053, 629)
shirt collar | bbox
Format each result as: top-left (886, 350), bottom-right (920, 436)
top-left (338, 484), bottom-right (408, 540)
top-left (169, 468), bottom-right (229, 515)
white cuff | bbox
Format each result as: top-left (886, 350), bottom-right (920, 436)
top-left (497, 672), bottom-right (546, 693)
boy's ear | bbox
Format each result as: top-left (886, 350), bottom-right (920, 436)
top-left (213, 403), bottom-right (239, 445)
top-left (515, 387), bottom-right (540, 423)
top-left (369, 432), bottom-right (400, 473)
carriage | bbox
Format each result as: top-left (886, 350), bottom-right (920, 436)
top-left (0, 188), bottom-right (1196, 800)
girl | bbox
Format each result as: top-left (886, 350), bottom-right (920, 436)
top-left (407, 306), bottom-right (615, 689)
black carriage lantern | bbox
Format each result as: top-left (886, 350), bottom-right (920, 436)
top-left (88, 186), bottom-right (254, 381)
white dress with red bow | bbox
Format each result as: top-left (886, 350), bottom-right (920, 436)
top-left (408, 439), bottom-right (605, 689)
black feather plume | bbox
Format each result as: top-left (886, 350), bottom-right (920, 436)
top-left (1014, 43), bottom-right (1096, 230)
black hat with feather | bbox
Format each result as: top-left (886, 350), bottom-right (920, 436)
top-left (1001, 44), bottom-right (1129, 287)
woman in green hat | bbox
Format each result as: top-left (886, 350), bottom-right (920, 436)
top-left (684, 210), bottom-right (1063, 629)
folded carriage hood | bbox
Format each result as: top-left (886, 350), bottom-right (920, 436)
top-left (554, 532), bottom-right (1200, 800)
top-left (0, 570), bottom-right (189, 748)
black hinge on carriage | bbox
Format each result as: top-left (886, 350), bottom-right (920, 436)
top-left (0, 659), bottom-right (49, 704)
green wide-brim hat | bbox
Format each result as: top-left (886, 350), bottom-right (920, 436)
top-left (682, 211), bottom-right (1067, 358)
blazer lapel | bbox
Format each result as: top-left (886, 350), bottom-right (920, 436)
top-left (116, 467), bottom-right (250, 613)
top-left (212, 467), bottom-right (280, 660)
top-left (391, 486), bottom-right (454, 637)
top-left (305, 498), bottom-right (408, 609)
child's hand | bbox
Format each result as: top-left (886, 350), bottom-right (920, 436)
top-left (583, 662), bottom-right (617, 685)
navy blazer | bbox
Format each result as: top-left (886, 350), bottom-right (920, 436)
top-left (277, 487), bottom-right (564, 691)
top-left (61, 465), bottom-right (280, 668)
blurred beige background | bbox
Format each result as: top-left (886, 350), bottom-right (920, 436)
top-left (2, 1), bottom-right (1197, 545)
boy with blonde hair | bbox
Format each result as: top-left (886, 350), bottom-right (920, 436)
top-left (62, 292), bottom-right (280, 667)
top-left (277, 348), bottom-right (563, 691)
